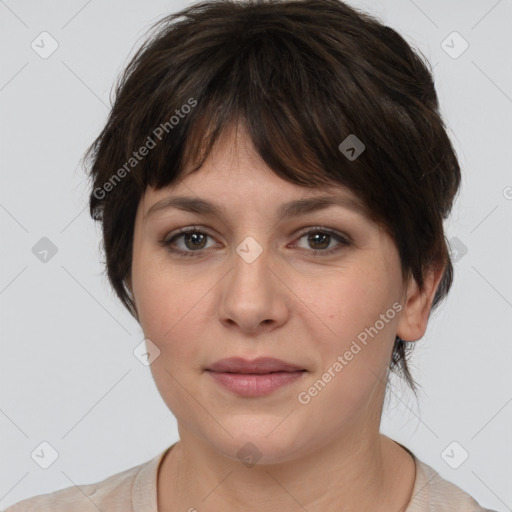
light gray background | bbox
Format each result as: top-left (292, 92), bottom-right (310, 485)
top-left (0, 0), bottom-right (511, 510)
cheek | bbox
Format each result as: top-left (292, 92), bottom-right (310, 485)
top-left (294, 277), bottom-right (397, 423)
top-left (133, 246), bottom-right (185, 331)
top-left (136, 270), bottom-right (211, 416)
top-left (133, 261), bottom-right (218, 363)
top-left (292, 270), bottom-right (400, 395)
top-left (297, 268), bottom-right (396, 337)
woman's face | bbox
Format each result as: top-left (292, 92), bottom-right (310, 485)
top-left (129, 124), bottom-right (421, 464)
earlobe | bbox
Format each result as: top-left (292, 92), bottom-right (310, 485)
top-left (396, 264), bottom-right (445, 342)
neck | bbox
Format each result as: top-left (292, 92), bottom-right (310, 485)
top-left (157, 429), bottom-right (415, 512)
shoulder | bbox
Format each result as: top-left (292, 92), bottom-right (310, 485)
top-left (409, 457), bottom-right (498, 512)
top-left (3, 451), bottom-right (164, 512)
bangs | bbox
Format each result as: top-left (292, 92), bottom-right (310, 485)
top-left (132, 17), bottom-right (383, 219)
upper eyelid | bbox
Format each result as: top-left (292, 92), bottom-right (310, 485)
top-left (166, 224), bottom-right (348, 236)
top-left (164, 225), bottom-right (351, 246)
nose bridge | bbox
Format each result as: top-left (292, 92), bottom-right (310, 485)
top-left (231, 233), bottom-right (273, 301)
top-left (217, 232), bottom-right (290, 331)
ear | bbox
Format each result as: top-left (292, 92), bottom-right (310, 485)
top-left (396, 264), bottom-right (445, 342)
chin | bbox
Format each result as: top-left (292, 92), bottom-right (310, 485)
top-left (205, 427), bottom-right (314, 466)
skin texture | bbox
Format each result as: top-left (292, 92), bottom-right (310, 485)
top-left (127, 122), bottom-right (444, 512)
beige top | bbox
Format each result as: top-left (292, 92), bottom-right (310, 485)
top-left (4, 443), bottom-right (497, 511)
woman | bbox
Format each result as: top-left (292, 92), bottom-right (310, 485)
top-left (5, 0), bottom-right (498, 510)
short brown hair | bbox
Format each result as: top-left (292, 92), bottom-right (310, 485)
top-left (84, 0), bottom-right (461, 395)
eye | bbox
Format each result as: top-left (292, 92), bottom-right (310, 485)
top-left (291, 227), bottom-right (350, 255)
top-left (160, 226), bottom-right (218, 256)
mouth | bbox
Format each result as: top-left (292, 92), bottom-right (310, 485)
top-left (205, 357), bottom-right (307, 397)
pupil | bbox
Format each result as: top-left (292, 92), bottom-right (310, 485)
top-left (186, 232), bottom-right (206, 250)
top-left (309, 233), bottom-right (329, 249)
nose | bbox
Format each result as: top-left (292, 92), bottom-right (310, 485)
top-left (216, 239), bottom-right (291, 335)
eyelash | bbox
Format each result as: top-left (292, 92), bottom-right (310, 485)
top-left (159, 225), bottom-right (351, 258)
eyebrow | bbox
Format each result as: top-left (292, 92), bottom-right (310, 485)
top-left (146, 194), bottom-right (370, 221)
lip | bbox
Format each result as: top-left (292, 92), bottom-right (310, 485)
top-left (205, 357), bottom-right (306, 397)
top-left (206, 357), bottom-right (305, 374)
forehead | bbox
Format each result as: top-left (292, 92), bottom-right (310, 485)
top-left (139, 120), bottom-right (374, 225)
